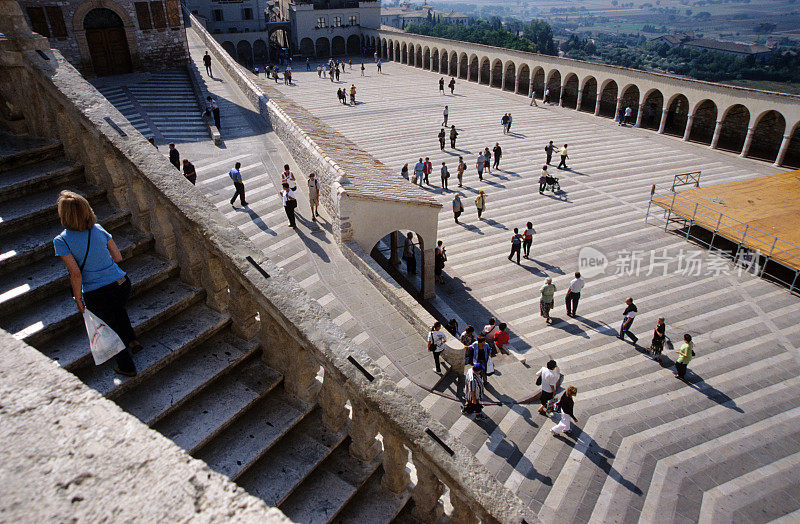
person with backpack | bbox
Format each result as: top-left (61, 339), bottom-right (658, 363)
top-left (448, 77), bottom-right (456, 94)
top-left (674, 334), bottom-right (694, 379)
top-left (551, 386), bottom-right (578, 436)
top-left (450, 125), bottom-right (458, 149)
top-left (452, 194), bottom-right (464, 223)
top-left (544, 141), bottom-right (555, 165)
top-left (440, 161), bottom-right (450, 189)
top-left (508, 227), bottom-right (523, 264)
top-left (428, 321), bottom-right (447, 373)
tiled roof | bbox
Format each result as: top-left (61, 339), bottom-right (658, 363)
top-left (685, 38), bottom-right (771, 54)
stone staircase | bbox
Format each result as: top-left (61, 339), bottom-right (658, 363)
top-left (0, 135), bottom-right (411, 523)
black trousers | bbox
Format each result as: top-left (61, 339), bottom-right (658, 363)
top-left (405, 254), bottom-right (416, 275)
top-left (205, 64), bottom-right (212, 77)
top-left (558, 155), bottom-right (568, 169)
top-left (186, 174), bottom-right (197, 185)
top-left (231, 182), bottom-right (246, 205)
top-left (675, 362), bottom-right (688, 378)
top-left (212, 108), bottom-right (220, 129)
top-left (284, 200), bottom-right (297, 227)
top-left (450, 138), bottom-right (456, 148)
top-left (523, 238), bottom-right (532, 257)
top-left (546, 153), bottom-right (552, 165)
top-left (439, 139), bottom-right (445, 150)
top-left (566, 291), bottom-right (580, 316)
top-left (509, 243), bottom-right (521, 263)
top-left (433, 350), bottom-right (442, 372)
top-left (539, 180), bottom-right (547, 193)
top-left (83, 276), bottom-right (136, 373)
top-left (493, 157), bottom-right (500, 168)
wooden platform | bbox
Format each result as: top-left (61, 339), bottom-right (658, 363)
top-left (652, 169), bottom-right (800, 271)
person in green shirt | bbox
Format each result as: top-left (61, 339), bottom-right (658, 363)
top-left (674, 333), bottom-right (694, 379)
top-left (540, 277), bottom-right (557, 324)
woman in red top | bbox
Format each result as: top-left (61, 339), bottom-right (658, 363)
top-left (523, 221), bottom-right (536, 259)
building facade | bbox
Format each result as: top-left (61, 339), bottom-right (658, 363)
top-left (20, 0), bottom-right (188, 76)
top-left (184, 0), bottom-right (273, 66)
top-left (380, 5), bottom-right (468, 30)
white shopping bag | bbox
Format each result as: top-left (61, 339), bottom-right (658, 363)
top-left (83, 309), bottom-right (125, 365)
top-left (486, 355), bottom-right (495, 376)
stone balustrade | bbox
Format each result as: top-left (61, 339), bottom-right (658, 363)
top-left (0, 11), bottom-right (534, 522)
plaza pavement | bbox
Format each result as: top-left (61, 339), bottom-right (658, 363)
top-left (95, 39), bottom-right (800, 522)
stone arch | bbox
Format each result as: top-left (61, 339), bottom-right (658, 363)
top-left (423, 46), bottom-right (430, 69)
top-left (517, 63), bottom-right (530, 95)
top-left (782, 121), bottom-right (800, 168)
top-left (432, 48), bottom-right (439, 71)
top-left (253, 39), bottom-right (268, 63)
top-left (222, 41), bottom-right (235, 58)
top-left (394, 41), bottom-right (399, 61)
top-left (381, 38), bottom-right (387, 59)
top-left (299, 37), bottom-right (314, 57)
top-left (73, 0), bottom-right (138, 75)
top-left (439, 49), bottom-right (447, 74)
top-left (562, 73), bottom-right (579, 108)
top-left (450, 51), bottom-right (458, 76)
top-left (503, 61), bottom-right (516, 91)
top-left (236, 40), bottom-right (253, 67)
top-left (401, 42), bottom-right (407, 64)
top-left (316, 37), bottom-right (330, 58)
top-left (748, 110), bottom-right (786, 162)
top-left (619, 83), bottom-right (640, 123)
top-left (332, 35), bottom-right (345, 56)
top-left (641, 88), bottom-right (664, 130)
top-left (346, 34), bottom-right (360, 55)
top-left (598, 79), bottom-right (618, 118)
top-left (580, 76), bottom-right (597, 112)
top-left (371, 230), bottom-right (431, 298)
top-left (490, 58), bottom-right (503, 88)
top-left (415, 44), bottom-right (422, 67)
top-left (664, 93), bottom-right (690, 137)
top-left (532, 67), bottom-right (545, 99)
top-left (688, 99), bottom-right (717, 144)
top-left (460, 53), bottom-right (470, 80)
top-left (546, 69), bottom-right (561, 104)
top-left (479, 57), bottom-right (491, 85)
top-left (717, 104), bottom-right (750, 153)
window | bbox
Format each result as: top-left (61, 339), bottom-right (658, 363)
top-left (26, 7), bottom-right (50, 38)
top-left (316, 16), bottom-right (326, 28)
top-left (45, 6), bottom-right (67, 38)
top-left (242, 7), bottom-right (253, 19)
top-left (151, 1), bottom-right (167, 28)
top-left (348, 15), bottom-right (358, 26)
top-left (333, 15), bottom-right (341, 27)
top-left (134, 2), bottom-right (152, 30)
top-left (213, 9), bottom-right (224, 21)
top-left (165, 0), bottom-right (181, 27)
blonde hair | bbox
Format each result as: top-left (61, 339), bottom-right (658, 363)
top-left (57, 190), bottom-right (96, 231)
top-left (566, 386), bottom-right (577, 397)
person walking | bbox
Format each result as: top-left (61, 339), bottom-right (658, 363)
top-left (181, 159), bottom-right (197, 185)
top-left (475, 190), bottom-right (486, 219)
top-left (545, 140), bottom-right (555, 165)
top-left (501, 113), bottom-right (509, 134)
top-left (530, 89), bottom-right (538, 106)
top-left (442, 105), bottom-right (449, 126)
top-left (438, 128), bottom-right (446, 151)
top-left (476, 152), bottom-right (485, 181)
top-left (229, 162), bottom-right (247, 208)
top-left (377, 59), bottom-right (382, 73)
top-left (205, 96), bottom-right (220, 129)
top-left (493, 142), bottom-right (502, 170)
top-left (536, 360), bottom-right (559, 415)
top-left (403, 232), bottom-right (416, 275)
top-left (650, 317), bottom-right (666, 362)
top-left (616, 106), bottom-right (625, 125)
top-left (440, 161), bottom-right (449, 189)
top-left (401, 163), bottom-right (409, 181)
top-left (452, 193), bottom-right (464, 224)
top-left (434, 240), bottom-right (446, 284)
top-left (428, 321), bottom-right (448, 373)
top-left (450, 125), bottom-right (458, 149)
top-left (55, 191), bottom-right (142, 377)
top-left (523, 221), bottom-right (535, 258)
top-left (619, 297), bottom-right (639, 343)
top-left (307, 172), bottom-right (320, 220)
top-left (360, 63), bottom-right (365, 76)
top-left (557, 144), bottom-right (569, 169)
top-left (413, 158), bottom-right (425, 185)
top-left (462, 363), bottom-right (485, 419)
top-left (317, 64), bottom-right (322, 78)
top-left (508, 227), bottom-right (522, 264)
top-left (624, 106), bottom-right (633, 125)
top-left (448, 77), bottom-right (456, 94)
top-left (544, 87), bottom-right (551, 104)
top-left (203, 51), bottom-right (213, 77)
top-left (423, 157), bottom-right (432, 185)
top-left (280, 182), bottom-right (298, 228)
top-left (460, 325), bottom-right (476, 346)
top-left (168, 142), bottom-right (180, 170)
top-left (349, 84), bottom-right (356, 104)
top-left (539, 165), bottom-right (549, 194)
top-left (507, 113), bottom-right (513, 133)
top-left (330, 67), bottom-right (335, 82)
top-left (540, 277), bottom-right (556, 323)
top-left (565, 272), bottom-right (584, 317)
top-left (306, 57), bottom-right (311, 71)
top-left (483, 147), bottom-right (492, 174)
top-left (334, 66), bottom-right (340, 82)
top-left (456, 156), bottom-right (465, 187)
top-left (280, 164), bottom-right (297, 191)
top-left (551, 386), bottom-right (578, 436)
top-left (674, 334), bottom-right (694, 379)
top-left (439, 77), bottom-right (445, 94)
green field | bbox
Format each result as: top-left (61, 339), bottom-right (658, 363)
top-left (722, 79), bottom-right (800, 96)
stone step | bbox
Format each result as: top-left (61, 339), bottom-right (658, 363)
top-left (114, 332), bottom-right (259, 423)
top-left (0, 137), bottom-right (62, 172)
top-left (331, 466), bottom-right (412, 524)
top-left (236, 407), bottom-right (347, 507)
top-left (0, 182), bottom-right (106, 237)
top-left (193, 383), bottom-right (315, 481)
top-left (278, 438), bottom-right (381, 523)
top-left (0, 254), bottom-right (182, 347)
top-left (0, 203), bottom-right (129, 274)
top-left (0, 157), bottom-right (83, 203)
top-left (151, 355), bottom-right (282, 451)
top-left (0, 233), bottom-right (155, 318)
top-left (697, 452), bottom-right (800, 524)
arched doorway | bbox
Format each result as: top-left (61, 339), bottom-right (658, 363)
top-left (562, 74), bottom-right (579, 108)
top-left (450, 51), bottom-right (458, 77)
top-left (517, 64), bottom-right (530, 95)
top-left (423, 47), bottom-right (430, 69)
top-left (460, 54), bottom-right (469, 79)
top-left (783, 123), bottom-right (800, 168)
top-left (382, 39), bottom-right (387, 59)
top-left (479, 57), bottom-right (490, 85)
top-left (598, 80), bottom-right (617, 117)
top-left (440, 51), bottom-right (448, 75)
top-left (546, 70), bottom-right (561, 104)
top-left (432, 49), bottom-right (439, 72)
top-left (347, 34), bottom-right (360, 55)
top-left (580, 77), bottom-right (597, 112)
top-left (299, 37), bottom-right (314, 57)
top-left (372, 231), bottom-right (429, 299)
top-left (236, 40), bottom-right (252, 67)
top-left (503, 61), bottom-right (515, 91)
top-left (316, 37), bottom-right (330, 58)
top-left (415, 45), bottom-right (422, 67)
top-left (532, 67), bottom-right (545, 99)
top-left (641, 89), bottom-right (663, 130)
top-left (332, 36), bottom-right (345, 56)
top-left (748, 110), bottom-right (786, 162)
top-left (468, 55), bottom-right (478, 82)
top-left (222, 41), bottom-right (235, 58)
top-left (401, 43), bottom-right (407, 63)
top-left (664, 94), bottom-right (689, 137)
top-left (688, 100), bottom-right (717, 144)
top-left (490, 59), bottom-right (503, 88)
top-left (717, 104), bottom-right (750, 153)
top-left (619, 84), bottom-right (639, 122)
top-left (253, 39), bottom-right (268, 64)
top-left (83, 8), bottom-right (132, 76)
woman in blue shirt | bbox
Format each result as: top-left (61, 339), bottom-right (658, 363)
top-left (54, 191), bottom-right (139, 376)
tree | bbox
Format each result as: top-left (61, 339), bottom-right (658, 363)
top-left (523, 20), bottom-right (557, 55)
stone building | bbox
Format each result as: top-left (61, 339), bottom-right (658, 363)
top-left (19, 0), bottom-right (188, 75)
top-left (184, 0), bottom-right (272, 66)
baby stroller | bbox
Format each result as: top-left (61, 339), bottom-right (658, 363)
top-left (545, 174), bottom-right (560, 192)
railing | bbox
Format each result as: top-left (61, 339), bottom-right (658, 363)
top-left (8, 30), bottom-right (535, 524)
top-left (646, 184), bottom-right (800, 292)
top-left (670, 170), bottom-right (701, 191)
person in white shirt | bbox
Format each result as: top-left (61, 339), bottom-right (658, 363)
top-left (280, 182), bottom-right (297, 228)
top-left (442, 105), bottom-right (449, 126)
top-left (281, 164), bottom-right (297, 191)
top-left (428, 321), bottom-right (448, 373)
top-left (536, 359), bottom-right (560, 415)
top-left (307, 172), bottom-right (319, 220)
top-left (565, 271), bottom-right (585, 318)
